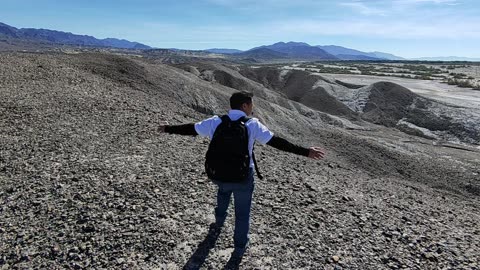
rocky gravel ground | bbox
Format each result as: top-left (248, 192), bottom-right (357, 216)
top-left (1, 52), bottom-right (479, 269)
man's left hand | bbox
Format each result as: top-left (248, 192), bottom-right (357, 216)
top-left (308, 147), bottom-right (326, 160)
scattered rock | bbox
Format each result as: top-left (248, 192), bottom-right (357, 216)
top-left (82, 225), bottom-right (96, 233)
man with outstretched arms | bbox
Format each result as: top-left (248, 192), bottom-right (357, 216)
top-left (159, 91), bottom-right (325, 257)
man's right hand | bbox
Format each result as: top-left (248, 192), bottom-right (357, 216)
top-left (158, 121), bottom-right (169, 133)
top-left (308, 147), bottom-right (326, 160)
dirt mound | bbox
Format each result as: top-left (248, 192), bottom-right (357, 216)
top-left (72, 53), bottom-right (153, 90)
top-left (174, 62), bottom-right (361, 129)
top-left (361, 82), bottom-right (417, 126)
top-left (175, 62), bottom-right (263, 94)
top-left (334, 79), bottom-right (364, 89)
top-left (239, 66), bottom-right (285, 90)
top-left (239, 67), bottom-right (357, 118)
top-left (355, 82), bottom-right (480, 144)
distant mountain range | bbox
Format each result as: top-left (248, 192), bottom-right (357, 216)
top-left (207, 42), bottom-right (406, 61)
top-left (233, 47), bottom-right (290, 60)
top-left (0, 22), bottom-right (150, 49)
top-left (208, 42), bottom-right (479, 62)
top-left (250, 42), bottom-right (338, 60)
top-left (205, 48), bottom-right (243, 54)
top-left (316, 45), bottom-right (405, 60)
top-left (2, 22), bottom-right (479, 61)
top-left (413, 56), bottom-right (480, 62)
top-left (370, 51), bottom-right (405, 61)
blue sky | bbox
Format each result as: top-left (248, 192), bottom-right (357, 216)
top-left (1, 0), bottom-right (480, 58)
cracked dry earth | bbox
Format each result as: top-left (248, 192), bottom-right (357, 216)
top-left (0, 52), bottom-right (479, 269)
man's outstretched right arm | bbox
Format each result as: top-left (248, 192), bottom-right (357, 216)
top-left (160, 123), bottom-right (198, 136)
top-left (158, 116), bottom-right (218, 137)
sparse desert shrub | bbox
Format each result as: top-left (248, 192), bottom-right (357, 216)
top-left (414, 75), bottom-right (432, 80)
top-left (360, 71), bottom-right (374, 75)
top-left (447, 78), bottom-right (456, 85)
top-left (450, 72), bottom-right (468, 79)
top-left (458, 79), bottom-right (474, 88)
top-left (398, 74), bottom-right (415, 79)
top-left (456, 80), bottom-right (473, 88)
top-left (445, 78), bottom-right (477, 88)
top-left (317, 67), bottom-right (354, 74)
top-left (378, 68), bottom-right (394, 73)
top-left (413, 72), bottom-right (433, 77)
top-left (402, 64), bottom-right (442, 73)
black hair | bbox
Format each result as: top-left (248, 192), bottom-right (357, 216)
top-left (230, 91), bottom-right (253, 109)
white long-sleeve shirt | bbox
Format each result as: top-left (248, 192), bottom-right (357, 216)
top-left (194, 110), bottom-right (274, 168)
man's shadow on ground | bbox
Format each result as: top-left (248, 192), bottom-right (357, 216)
top-left (182, 223), bottom-right (244, 270)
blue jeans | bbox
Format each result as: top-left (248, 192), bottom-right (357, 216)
top-left (214, 169), bottom-right (254, 249)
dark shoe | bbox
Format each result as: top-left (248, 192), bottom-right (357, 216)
top-left (231, 243), bottom-right (248, 258)
top-left (208, 223), bottom-right (222, 238)
top-left (215, 216), bottom-right (226, 227)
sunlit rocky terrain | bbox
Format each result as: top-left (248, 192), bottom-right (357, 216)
top-left (0, 51), bottom-right (479, 269)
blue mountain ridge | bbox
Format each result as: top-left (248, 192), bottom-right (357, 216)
top-left (0, 22), bottom-right (150, 49)
top-left (3, 22), bottom-right (477, 61)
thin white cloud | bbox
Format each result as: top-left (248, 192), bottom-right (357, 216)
top-left (102, 0), bottom-right (477, 49)
top-left (205, 0), bottom-right (331, 10)
top-left (339, 2), bottom-right (387, 15)
top-left (206, 0), bottom-right (301, 8)
top-left (394, 0), bottom-right (459, 4)
top-left (137, 12), bottom-right (480, 43)
top-left (274, 18), bottom-right (480, 39)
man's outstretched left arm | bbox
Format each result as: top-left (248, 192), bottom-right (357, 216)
top-left (266, 136), bottom-right (326, 160)
top-left (253, 120), bottom-right (326, 160)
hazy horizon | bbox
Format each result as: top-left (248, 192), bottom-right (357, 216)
top-left (2, 0), bottom-right (479, 58)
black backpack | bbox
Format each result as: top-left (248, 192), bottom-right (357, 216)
top-left (205, 115), bottom-right (252, 182)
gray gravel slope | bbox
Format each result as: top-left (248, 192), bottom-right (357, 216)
top-left (0, 52), bottom-right (479, 269)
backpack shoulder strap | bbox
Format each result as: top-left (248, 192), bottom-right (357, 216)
top-left (238, 116), bottom-right (251, 124)
top-left (238, 116), bottom-right (264, 180)
top-left (220, 114), bottom-right (230, 123)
